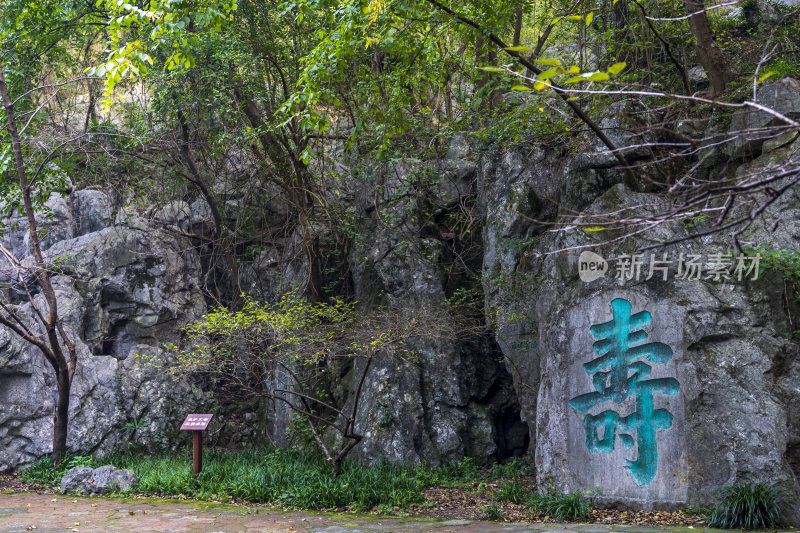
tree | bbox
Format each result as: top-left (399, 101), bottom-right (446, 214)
top-left (0, 63), bottom-right (78, 465)
top-left (0, 0), bottom-right (112, 464)
top-left (681, 0), bottom-right (731, 96)
top-left (165, 293), bottom-right (482, 474)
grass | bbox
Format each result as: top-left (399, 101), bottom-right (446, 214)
top-left (707, 482), bottom-right (782, 529)
top-left (495, 480), bottom-right (530, 504)
top-left (527, 490), bottom-right (592, 520)
top-left (19, 449), bottom-right (533, 512)
top-left (20, 454), bottom-right (93, 486)
top-left (482, 502), bottom-right (505, 521)
top-left (22, 448), bottom-right (428, 510)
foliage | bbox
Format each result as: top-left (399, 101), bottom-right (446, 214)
top-left (159, 292), bottom-right (483, 473)
top-left (707, 482), bottom-right (783, 529)
top-left (495, 479), bottom-right (530, 504)
top-left (482, 502), bottom-right (506, 521)
top-left (527, 490), bottom-right (593, 520)
top-left (747, 246), bottom-right (800, 285)
top-left (21, 454), bottom-right (96, 486)
top-left (20, 447), bottom-right (531, 511)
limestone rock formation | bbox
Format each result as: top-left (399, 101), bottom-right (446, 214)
top-left (0, 189), bottom-right (208, 471)
top-left (481, 83), bottom-right (800, 516)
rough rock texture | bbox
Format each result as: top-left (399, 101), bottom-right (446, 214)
top-left (272, 153), bottom-right (531, 466)
top-left (60, 465), bottom-right (139, 494)
top-left (528, 182), bottom-right (800, 517)
top-left (481, 81), bottom-right (800, 517)
top-left (0, 189), bottom-right (208, 471)
top-left (3, 73), bottom-right (800, 522)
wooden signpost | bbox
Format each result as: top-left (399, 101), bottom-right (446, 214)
top-left (180, 414), bottom-right (213, 477)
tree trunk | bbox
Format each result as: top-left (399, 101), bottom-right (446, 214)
top-left (0, 61), bottom-right (76, 465)
top-left (233, 88), bottom-right (323, 300)
top-left (682, 0), bottom-right (731, 96)
top-left (513, 3), bottom-right (523, 47)
top-left (52, 368), bottom-right (71, 464)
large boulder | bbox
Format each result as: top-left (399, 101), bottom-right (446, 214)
top-left (493, 174), bottom-right (800, 517)
top-left (259, 152), bottom-right (530, 466)
top-left (0, 190), bottom-right (209, 471)
top-left (481, 125), bottom-right (800, 519)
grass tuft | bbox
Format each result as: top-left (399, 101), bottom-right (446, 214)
top-left (707, 482), bottom-right (782, 529)
top-left (482, 502), bottom-right (505, 521)
top-left (495, 480), bottom-right (529, 504)
top-left (527, 490), bottom-right (592, 521)
top-left (20, 454), bottom-right (95, 486)
top-left (19, 448), bottom-right (520, 511)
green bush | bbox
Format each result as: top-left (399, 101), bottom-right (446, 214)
top-left (527, 490), bottom-right (592, 520)
top-left (707, 482), bottom-right (782, 529)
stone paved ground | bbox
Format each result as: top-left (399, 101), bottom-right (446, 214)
top-left (0, 493), bottom-right (789, 533)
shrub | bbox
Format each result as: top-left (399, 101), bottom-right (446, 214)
top-left (528, 490), bottom-right (592, 520)
top-left (707, 482), bottom-right (782, 529)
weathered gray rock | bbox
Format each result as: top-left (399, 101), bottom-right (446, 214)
top-left (73, 189), bottom-right (113, 236)
top-left (479, 106), bottom-right (800, 517)
top-left (486, 176), bottom-right (800, 517)
top-left (686, 66), bottom-right (708, 87)
top-left (0, 197), bottom-right (209, 470)
top-left (446, 132), bottom-right (471, 160)
top-left (59, 467), bottom-right (94, 493)
top-left (60, 465), bottom-right (139, 494)
top-left (726, 77), bottom-right (800, 158)
top-left (259, 157), bottom-right (531, 466)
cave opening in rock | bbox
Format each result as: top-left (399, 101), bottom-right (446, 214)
top-left (494, 403), bottom-right (530, 460)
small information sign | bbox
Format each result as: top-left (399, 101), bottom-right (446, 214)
top-left (180, 414), bottom-right (213, 431)
top-left (180, 414), bottom-right (213, 477)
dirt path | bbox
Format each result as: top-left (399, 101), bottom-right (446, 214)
top-left (0, 493), bottom-right (772, 533)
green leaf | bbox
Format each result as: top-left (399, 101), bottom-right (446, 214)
top-left (504, 45), bottom-right (532, 53)
top-left (607, 62), bottom-right (627, 75)
top-left (567, 15), bottom-right (582, 20)
top-left (478, 66), bottom-right (505, 73)
top-left (536, 58), bottom-right (561, 66)
top-left (550, 16), bottom-right (562, 25)
top-left (585, 71), bottom-right (610, 81)
top-left (585, 12), bottom-right (594, 26)
top-left (538, 67), bottom-right (561, 80)
top-left (566, 71), bottom-right (610, 83)
top-left (534, 81), bottom-right (547, 90)
top-left (510, 85), bottom-right (533, 91)
top-left (757, 71), bottom-right (775, 84)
